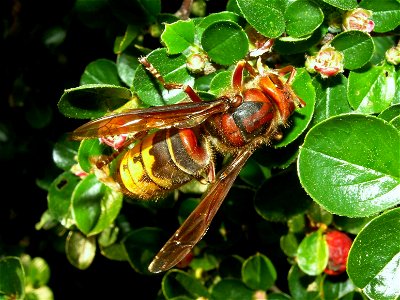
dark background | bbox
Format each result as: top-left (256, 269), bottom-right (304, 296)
top-left (1, 0), bottom-right (179, 298)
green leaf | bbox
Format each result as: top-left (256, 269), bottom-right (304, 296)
top-left (162, 269), bottom-right (209, 299)
top-left (123, 227), bottom-right (167, 274)
top-left (196, 11), bottom-right (244, 39)
top-left (161, 20), bottom-right (195, 54)
top-left (285, 0), bottom-right (324, 38)
top-left (58, 85), bottom-right (133, 119)
top-left (209, 70), bottom-right (232, 96)
top-left (322, 278), bottom-right (357, 300)
top-left (52, 135), bottom-right (79, 171)
top-left (348, 64), bottom-right (396, 114)
top-left (72, 174), bottom-right (123, 236)
top-left (211, 278), bottom-right (254, 300)
top-left (80, 59), bottom-right (122, 86)
top-left (189, 254), bottom-right (219, 271)
top-left (378, 103), bottom-right (400, 122)
top-left (236, 0), bottom-right (285, 38)
top-left (321, 0), bottom-right (358, 9)
top-left (311, 74), bottom-right (352, 125)
top-left (65, 231), bottom-right (96, 270)
top-left (117, 52), bottom-right (139, 87)
top-left (280, 233), bottom-right (299, 257)
top-left (307, 202), bottom-right (333, 225)
top-left (114, 24), bottom-right (139, 54)
top-left (331, 31), bottom-right (374, 70)
top-left (288, 265), bottom-right (317, 300)
top-left (298, 114), bottom-right (400, 217)
top-left (360, 0), bottom-right (400, 32)
top-left (77, 138), bottom-right (112, 173)
top-left (133, 48), bottom-right (194, 106)
top-left (201, 21), bottom-right (248, 66)
top-left (110, 0), bottom-right (161, 25)
top-left (297, 229), bottom-right (329, 276)
top-left (333, 215), bottom-right (373, 235)
top-left (241, 253), bottom-right (277, 290)
top-left (275, 68), bottom-right (315, 147)
top-left (348, 208), bottom-right (400, 300)
top-left (274, 27), bottom-right (324, 55)
top-left (48, 171), bottom-right (79, 225)
top-left (0, 257), bottom-right (25, 299)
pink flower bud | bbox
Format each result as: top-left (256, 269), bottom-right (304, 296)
top-left (342, 8), bottom-right (375, 33)
top-left (386, 42), bottom-right (400, 65)
top-left (306, 45), bottom-right (344, 78)
top-left (100, 134), bottom-right (128, 151)
top-left (71, 164), bottom-right (88, 178)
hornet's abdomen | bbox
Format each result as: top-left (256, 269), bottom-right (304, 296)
top-left (117, 128), bottom-right (211, 199)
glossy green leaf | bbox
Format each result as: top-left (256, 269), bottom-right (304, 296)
top-left (114, 24), bottom-right (138, 54)
top-left (333, 215), bottom-right (373, 235)
top-left (80, 59), bottom-right (122, 86)
top-left (360, 0), bottom-right (400, 32)
top-left (348, 208), bottom-right (400, 300)
top-left (390, 115), bottom-right (400, 130)
top-left (322, 278), bottom-right (357, 299)
top-left (100, 243), bottom-right (128, 261)
top-left (209, 70), bottom-right (232, 96)
top-left (77, 138), bottom-right (112, 173)
top-left (161, 20), bottom-right (195, 54)
top-left (48, 171), bottom-right (79, 225)
top-left (348, 64), bottom-right (396, 114)
top-left (285, 0), bottom-right (323, 38)
top-left (311, 74), bottom-right (352, 125)
top-left (255, 171), bottom-right (312, 222)
top-left (298, 114), bottom-right (400, 217)
top-left (133, 48), bottom-right (194, 105)
top-left (162, 269), bottom-right (209, 299)
top-left (241, 253), bottom-right (277, 290)
top-left (58, 85), bottom-right (133, 119)
top-left (297, 229), bottom-right (329, 276)
top-left (331, 31), bottom-right (374, 70)
top-left (65, 231), bottom-right (96, 270)
top-left (371, 36), bottom-right (396, 65)
top-left (288, 265), bottom-right (317, 300)
top-left (378, 103), bottom-right (400, 122)
top-left (117, 52), bottom-right (139, 87)
top-left (236, 0), bottom-right (285, 38)
top-left (52, 135), bottom-right (79, 171)
top-left (201, 21), bottom-right (248, 65)
top-left (393, 70), bottom-right (400, 104)
top-left (276, 68), bottom-right (315, 147)
top-left (268, 292), bottom-right (291, 299)
top-left (321, 0), bottom-right (357, 9)
top-left (196, 11), bottom-right (244, 39)
top-left (211, 278), bottom-right (254, 300)
top-left (280, 233), bottom-right (299, 257)
top-left (123, 227), bottom-right (166, 274)
top-left (72, 174), bottom-right (123, 236)
top-left (274, 27), bottom-right (324, 55)
top-left (0, 257), bottom-right (25, 299)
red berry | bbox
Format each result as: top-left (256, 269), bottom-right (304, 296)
top-left (324, 230), bottom-right (353, 276)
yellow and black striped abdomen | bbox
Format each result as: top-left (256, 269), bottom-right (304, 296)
top-left (117, 128), bottom-right (211, 200)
